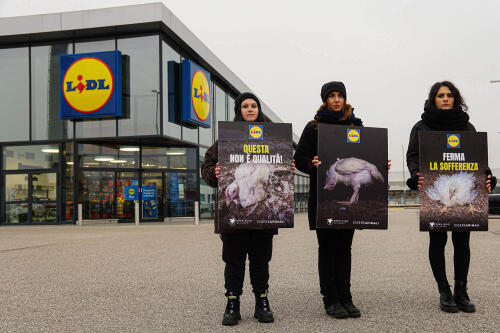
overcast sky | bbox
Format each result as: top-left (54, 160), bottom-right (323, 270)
top-left (1, 0), bottom-right (500, 175)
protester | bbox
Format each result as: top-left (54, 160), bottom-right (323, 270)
top-left (294, 81), bottom-right (390, 318)
top-left (406, 81), bottom-right (497, 313)
top-left (201, 92), bottom-right (294, 326)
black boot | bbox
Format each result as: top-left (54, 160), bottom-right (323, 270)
top-left (325, 302), bottom-right (349, 319)
top-left (342, 301), bottom-right (361, 318)
top-left (454, 280), bottom-right (476, 313)
top-left (222, 293), bottom-right (241, 326)
top-left (254, 292), bottom-right (274, 323)
top-left (437, 280), bottom-right (458, 313)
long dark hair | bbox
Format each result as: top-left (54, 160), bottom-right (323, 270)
top-left (233, 99), bottom-right (268, 122)
top-left (427, 81), bottom-right (468, 112)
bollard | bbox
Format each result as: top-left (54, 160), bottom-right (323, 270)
top-left (135, 201), bottom-right (139, 226)
top-left (194, 201), bottom-right (199, 225)
top-left (77, 203), bottom-right (83, 226)
top-left (298, 202), bottom-right (301, 213)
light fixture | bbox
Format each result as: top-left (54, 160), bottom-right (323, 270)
top-left (67, 161), bottom-right (74, 165)
top-left (109, 159), bottom-right (127, 163)
top-left (41, 145), bottom-right (59, 153)
top-left (166, 148), bottom-right (186, 156)
top-left (94, 156), bottom-right (114, 162)
top-left (120, 146), bottom-right (139, 152)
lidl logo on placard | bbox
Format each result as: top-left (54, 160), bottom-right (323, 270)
top-left (60, 51), bottom-right (122, 119)
top-left (447, 134), bottom-right (460, 148)
top-left (249, 125), bottom-right (263, 140)
top-left (191, 70), bottom-right (210, 121)
top-left (347, 129), bottom-right (360, 143)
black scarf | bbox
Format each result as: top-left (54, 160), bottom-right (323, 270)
top-left (421, 101), bottom-right (469, 130)
top-left (314, 107), bottom-right (363, 126)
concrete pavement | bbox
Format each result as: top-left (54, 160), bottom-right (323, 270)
top-left (1, 209), bottom-right (499, 332)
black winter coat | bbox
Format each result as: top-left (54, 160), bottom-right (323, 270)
top-left (294, 119), bottom-right (363, 230)
top-left (406, 120), bottom-right (496, 191)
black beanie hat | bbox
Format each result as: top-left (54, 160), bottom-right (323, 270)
top-left (321, 81), bottom-right (346, 102)
top-left (234, 92), bottom-right (261, 113)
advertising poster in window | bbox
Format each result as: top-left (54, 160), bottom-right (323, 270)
top-left (217, 122), bottom-right (294, 230)
top-left (142, 185), bottom-right (158, 218)
top-left (317, 124), bottom-right (388, 229)
top-left (419, 131), bottom-right (488, 231)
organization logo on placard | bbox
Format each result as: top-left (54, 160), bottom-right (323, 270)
top-left (327, 218), bottom-right (333, 226)
top-left (429, 222), bottom-right (435, 229)
top-left (62, 57), bottom-right (114, 113)
top-left (249, 125), bottom-right (264, 140)
top-left (191, 70), bottom-right (210, 121)
top-left (229, 218), bottom-right (236, 227)
top-left (347, 129), bottom-right (360, 143)
top-left (447, 134), bottom-right (460, 148)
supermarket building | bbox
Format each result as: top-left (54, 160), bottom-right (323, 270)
top-left (0, 2), bottom-right (309, 225)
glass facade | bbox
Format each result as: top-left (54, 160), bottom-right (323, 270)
top-left (31, 43), bottom-right (73, 140)
top-left (0, 30), bottom-right (304, 224)
top-left (118, 35), bottom-right (160, 136)
top-left (0, 47), bottom-right (29, 141)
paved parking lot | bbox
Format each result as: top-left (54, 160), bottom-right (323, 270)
top-left (1, 209), bottom-right (499, 332)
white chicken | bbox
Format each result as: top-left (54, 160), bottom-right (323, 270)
top-left (225, 162), bottom-right (293, 217)
top-left (323, 157), bottom-right (384, 205)
top-left (425, 172), bottom-right (478, 213)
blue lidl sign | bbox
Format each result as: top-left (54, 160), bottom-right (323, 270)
top-left (181, 60), bottom-right (211, 127)
top-left (60, 51), bottom-right (122, 119)
top-left (124, 185), bottom-right (139, 201)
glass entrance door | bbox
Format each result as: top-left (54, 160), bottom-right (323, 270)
top-left (4, 172), bottom-right (57, 224)
top-left (117, 172), bottom-right (139, 220)
top-left (31, 173), bottom-right (57, 223)
top-left (81, 171), bottom-right (114, 219)
top-left (142, 172), bottom-right (163, 221)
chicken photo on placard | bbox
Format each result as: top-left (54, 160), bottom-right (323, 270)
top-left (224, 162), bottom-right (293, 219)
top-left (323, 157), bottom-right (384, 205)
top-left (425, 172), bottom-right (479, 214)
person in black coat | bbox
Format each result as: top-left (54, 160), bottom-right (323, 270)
top-left (294, 81), bottom-right (389, 319)
top-left (201, 92), bottom-right (294, 326)
top-left (406, 81), bottom-right (497, 313)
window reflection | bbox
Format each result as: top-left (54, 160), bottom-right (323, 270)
top-left (162, 40), bottom-right (182, 139)
top-left (118, 35), bottom-right (160, 136)
top-left (79, 144), bottom-right (138, 168)
top-left (3, 145), bottom-right (59, 170)
top-left (0, 47), bottom-right (29, 141)
top-left (31, 43), bottom-right (73, 140)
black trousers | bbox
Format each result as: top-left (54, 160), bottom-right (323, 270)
top-left (316, 229), bottom-right (355, 306)
top-left (428, 231), bottom-right (470, 282)
top-left (221, 231), bottom-right (274, 296)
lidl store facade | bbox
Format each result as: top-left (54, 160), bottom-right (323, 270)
top-left (0, 3), bottom-right (309, 225)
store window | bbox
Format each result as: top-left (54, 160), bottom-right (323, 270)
top-left (199, 147), bottom-right (215, 218)
top-left (31, 42), bottom-right (73, 140)
top-left (63, 142), bottom-right (74, 220)
top-left (0, 47), bottom-right (29, 142)
top-left (142, 147), bottom-right (167, 169)
top-left (118, 35), bottom-right (160, 136)
top-left (162, 40), bottom-right (182, 139)
top-left (3, 145), bottom-right (59, 170)
top-left (78, 144), bottom-right (138, 168)
top-left (227, 96), bottom-right (235, 125)
top-left (74, 38), bottom-right (117, 138)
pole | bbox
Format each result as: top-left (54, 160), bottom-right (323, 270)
top-left (194, 201), bottom-right (199, 225)
top-left (77, 203), bottom-right (82, 227)
top-left (135, 201), bottom-right (139, 226)
top-left (402, 145), bottom-right (406, 206)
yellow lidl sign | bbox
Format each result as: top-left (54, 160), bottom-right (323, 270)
top-left (447, 134), bottom-right (460, 148)
top-left (182, 60), bottom-right (211, 127)
top-left (60, 51), bottom-right (122, 118)
top-left (347, 129), bottom-right (360, 143)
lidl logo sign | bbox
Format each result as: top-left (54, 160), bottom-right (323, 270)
top-left (60, 51), bottom-right (122, 119)
top-left (249, 125), bottom-right (263, 140)
top-left (182, 60), bottom-right (211, 127)
top-left (347, 129), bottom-right (360, 143)
top-left (447, 134), bottom-right (460, 148)
top-left (128, 188), bottom-right (135, 196)
top-left (124, 185), bottom-right (138, 201)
